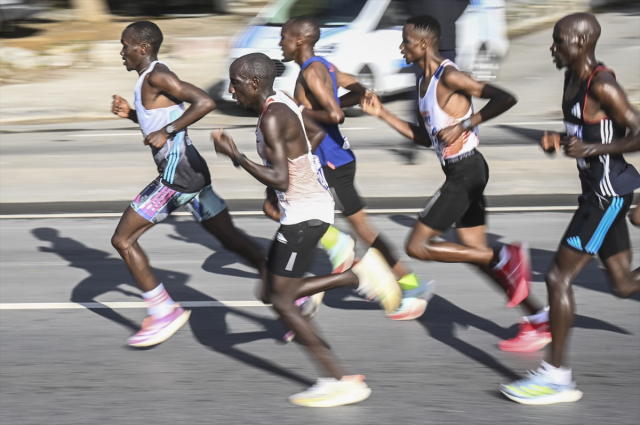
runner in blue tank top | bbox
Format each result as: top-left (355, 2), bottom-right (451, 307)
top-left (502, 13), bottom-right (640, 406)
top-left (279, 15), bottom-right (434, 321)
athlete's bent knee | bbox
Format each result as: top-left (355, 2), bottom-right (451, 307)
top-left (406, 239), bottom-right (435, 261)
top-left (545, 267), bottom-right (571, 295)
top-left (611, 282), bottom-right (636, 299)
top-left (111, 233), bottom-right (126, 252)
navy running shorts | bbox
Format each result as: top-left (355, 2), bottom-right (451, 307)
top-left (561, 192), bottom-right (633, 259)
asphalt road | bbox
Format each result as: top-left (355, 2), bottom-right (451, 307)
top-left (1, 212), bottom-right (639, 424)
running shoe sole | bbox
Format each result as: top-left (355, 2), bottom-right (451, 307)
top-left (332, 238), bottom-right (355, 274)
top-left (501, 389), bottom-right (583, 405)
top-left (506, 242), bottom-right (531, 308)
top-left (498, 335), bottom-right (552, 352)
top-left (352, 248), bottom-right (402, 315)
top-left (289, 386), bottom-right (372, 407)
top-left (388, 280), bottom-right (435, 321)
top-left (301, 291), bottom-right (325, 320)
top-left (388, 298), bottom-right (427, 321)
top-left (128, 309), bottom-right (192, 348)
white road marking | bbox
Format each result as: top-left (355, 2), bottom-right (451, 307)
top-left (70, 133), bottom-right (140, 137)
top-left (0, 301), bottom-right (269, 310)
top-left (0, 206), bottom-right (587, 219)
top-left (484, 121), bottom-right (564, 126)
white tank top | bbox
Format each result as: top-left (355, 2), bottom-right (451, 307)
top-left (134, 61), bottom-right (185, 138)
top-left (419, 60), bottom-right (480, 164)
top-left (256, 91), bottom-right (334, 225)
top-left (132, 60), bottom-right (210, 192)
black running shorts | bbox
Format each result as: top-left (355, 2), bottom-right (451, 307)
top-left (267, 220), bottom-right (331, 278)
top-left (322, 161), bottom-right (366, 217)
top-left (561, 192), bottom-right (633, 260)
top-left (418, 150), bottom-right (489, 231)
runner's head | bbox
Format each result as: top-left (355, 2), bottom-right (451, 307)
top-left (121, 21), bottom-right (163, 72)
top-left (551, 13), bottom-right (600, 70)
top-left (229, 53), bottom-right (277, 109)
top-left (402, 15), bottom-right (441, 65)
top-left (280, 15), bottom-right (320, 63)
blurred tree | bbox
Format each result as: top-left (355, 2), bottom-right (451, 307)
top-left (70, 0), bottom-right (111, 21)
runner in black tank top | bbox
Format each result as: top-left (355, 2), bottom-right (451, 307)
top-left (502, 13), bottom-right (640, 406)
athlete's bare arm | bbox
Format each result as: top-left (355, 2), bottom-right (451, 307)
top-left (361, 89), bottom-right (431, 147)
top-left (263, 188), bottom-right (283, 222)
top-left (141, 64), bottom-right (216, 149)
top-left (299, 62), bottom-right (345, 125)
top-left (335, 69), bottom-right (367, 108)
top-left (111, 95), bottom-right (138, 123)
top-left (213, 103), bottom-right (302, 192)
top-left (562, 73), bottom-right (640, 157)
top-left (281, 89), bottom-right (326, 151)
top-left (436, 67), bottom-right (517, 145)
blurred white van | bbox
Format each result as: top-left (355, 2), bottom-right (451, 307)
top-left (215, 0), bottom-right (509, 102)
top-left (456, 0), bottom-right (509, 81)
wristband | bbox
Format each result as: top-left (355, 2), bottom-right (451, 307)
top-left (233, 152), bottom-right (246, 168)
top-left (460, 118), bottom-right (473, 132)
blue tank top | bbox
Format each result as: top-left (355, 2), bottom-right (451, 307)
top-left (299, 56), bottom-right (355, 168)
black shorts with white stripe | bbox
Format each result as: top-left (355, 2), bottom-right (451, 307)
top-left (267, 220), bottom-right (330, 278)
top-left (418, 150), bottom-right (488, 232)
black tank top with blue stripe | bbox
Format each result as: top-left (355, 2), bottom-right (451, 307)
top-left (562, 65), bottom-right (640, 197)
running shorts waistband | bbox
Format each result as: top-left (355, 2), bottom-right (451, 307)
top-left (443, 148), bottom-right (477, 165)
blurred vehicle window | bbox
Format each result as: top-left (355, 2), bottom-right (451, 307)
top-left (376, 0), bottom-right (410, 30)
top-left (267, 0), bottom-right (368, 27)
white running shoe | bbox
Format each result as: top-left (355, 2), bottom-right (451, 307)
top-left (352, 248), bottom-right (402, 314)
top-left (298, 292), bottom-right (325, 321)
top-left (289, 375), bottom-right (372, 407)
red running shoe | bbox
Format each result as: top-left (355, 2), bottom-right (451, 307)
top-left (495, 243), bottom-right (531, 308)
top-left (499, 321), bottom-right (551, 352)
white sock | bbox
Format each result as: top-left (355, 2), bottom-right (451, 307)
top-left (539, 361), bottom-right (572, 386)
top-left (526, 306), bottom-right (550, 324)
top-left (493, 245), bottom-right (509, 271)
top-left (142, 283), bottom-right (176, 318)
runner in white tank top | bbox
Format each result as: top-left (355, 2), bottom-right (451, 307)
top-left (362, 15), bottom-right (548, 349)
top-left (133, 60), bottom-right (210, 193)
top-left (109, 21), bottom-right (267, 349)
top-left (255, 90), bottom-right (334, 225)
top-left (419, 59), bottom-right (480, 164)
top-left (213, 53), bottom-right (402, 407)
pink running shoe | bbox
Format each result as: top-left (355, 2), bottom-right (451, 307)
top-left (499, 321), bottom-right (551, 352)
top-left (127, 304), bottom-right (191, 347)
top-left (495, 243), bottom-right (531, 308)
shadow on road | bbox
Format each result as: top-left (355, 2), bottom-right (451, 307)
top-left (388, 214), bottom-right (640, 302)
top-left (419, 295), bottom-right (521, 380)
top-left (32, 220), bottom-right (632, 386)
top-left (32, 226), bottom-right (312, 386)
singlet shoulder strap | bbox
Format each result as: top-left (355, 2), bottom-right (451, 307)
top-left (259, 92), bottom-right (313, 154)
top-left (300, 56), bottom-right (338, 99)
top-left (583, 64), bottom-right (616, 123)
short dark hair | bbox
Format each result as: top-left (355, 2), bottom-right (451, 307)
top-left (286, 15), bottom-right (321, 46)
top-left (234, 53), bottom-right (277, 88)
top-left (406, 15), bottom-right (441, 42)
top-left (125, 21), bottom-right (163, 54)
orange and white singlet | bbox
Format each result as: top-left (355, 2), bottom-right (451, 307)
top-left (256, 91), bottom-right (334, 225)
top-left (419, 59), bottom-right (480, 164)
